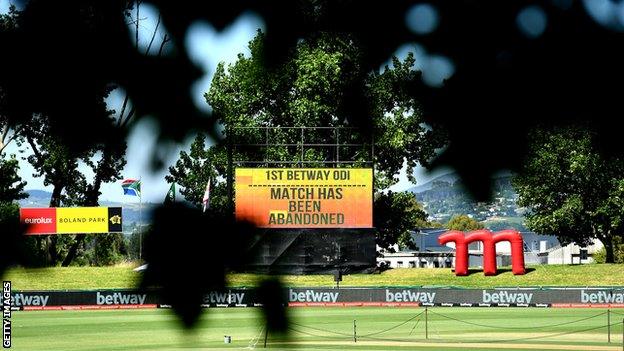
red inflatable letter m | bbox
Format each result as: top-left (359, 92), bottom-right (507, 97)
top-left (438, 230), bottom-right (525, 276)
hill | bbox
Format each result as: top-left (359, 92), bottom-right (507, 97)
top-left (408, 173), bottom-right (460, 193)
top-left (409, 173), bottom-right (526, 230)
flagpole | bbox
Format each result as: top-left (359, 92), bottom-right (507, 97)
top-left (139, 176), bottom-right (142, 260)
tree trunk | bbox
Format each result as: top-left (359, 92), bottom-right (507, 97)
top-left (603, 235), bottom-right (615, 263)
top-left (62, 234), bottom-right (85, 267)
top-left (46, 183), bottom-right (64, 266)
top-left (49, 236), bottom-right (59, 264)
top-left (49, 184), bottom-right (63, 208)
top-left (62, 177), bottom-right (102, 267)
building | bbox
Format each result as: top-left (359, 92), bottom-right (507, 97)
top-left (543, 240), bottom-right (604, 264)
top-left (377, 228), bottom-right (604, 268)
top-left (379, 249), bottom-right (454, 269)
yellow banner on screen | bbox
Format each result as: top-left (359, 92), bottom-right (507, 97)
top-left (235, 168), bottom-right (373, 228)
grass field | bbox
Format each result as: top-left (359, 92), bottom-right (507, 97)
top-left (10, 307), bottom-right (624, 350)
top-left (5, 264), bottom-right (624, 290)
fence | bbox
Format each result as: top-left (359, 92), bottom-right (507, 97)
top-left (10, 287), bottom-right (624, 309)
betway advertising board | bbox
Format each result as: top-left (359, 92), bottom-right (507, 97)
top-left (235, 168), bottom-right (373, 228)
top-left (10, 289), bottom-right (251, 309)
top-left (19, 207), bottom-right (122, 235)
top-left (10, 288), bottom-right (624, 309)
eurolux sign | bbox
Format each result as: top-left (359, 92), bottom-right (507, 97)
top-left (19, 207), bottom-right (122, 235)
top-left (10, 288), bottom-right (624, 309)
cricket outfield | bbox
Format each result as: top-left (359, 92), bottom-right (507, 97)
top-left (10, 307), bottom-right (624, 350)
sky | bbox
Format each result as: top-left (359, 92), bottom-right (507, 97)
top-left (2, 1), bottom-right (454, 203)
top-left (0, 0), bottom-right (13, 14)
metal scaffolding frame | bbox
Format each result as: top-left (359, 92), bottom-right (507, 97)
top-left (226, 126), bottom-right (375, 213)
top-left (228, 126), bottom-right (374, 166)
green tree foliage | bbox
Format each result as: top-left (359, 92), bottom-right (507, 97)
top-left (205, 32), bottom-right (444, 188)
top-left (0, 6), bottom-right (20, 155)
top-left (92, 233), bottom-right (128, 266)
top-left (166, 134), bottom-right (229, 216)
top-left (126, 225), bottom-right (149, 261)
top-left (166, 32), bottom-right (444, 247)
top-left (446, 214), bottom-right (484, 231)
top-left (14, 95), bottom-right (126, 267)
top-left (373, 191), bottom-right (430, 251)
top-left (0, 202), bottom-right (23, 271)
top-left (513, 126), bottom-right (624, 263)
top-left (4, 0), bottom-right (132, 266)
top-left (15, 113), bottom-right (126, 266)
top-left (0, 155), bottom-right (27, 204)
top-left (0, 149), bottom-right (28, 268)
top-left (0, 203), bottom-right (19, 230)
top-left (2, 4), bottom-right (158, 268)
top-left (169, 32), bottom-right (444, 249)
top-left (593, 236), bottom-right (624, 264)
top-left (2, 4), bottom-right (128, 266)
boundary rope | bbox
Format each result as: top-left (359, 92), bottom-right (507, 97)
top-left (355, 321), bottom-right (624, 345)
top-left (428, 310), bottom-right (607, 330)
top-left (359, 310), bottom-right (425, 337)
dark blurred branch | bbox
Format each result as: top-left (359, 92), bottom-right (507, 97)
top-left (25, 134), bottom-right (42, 162)
top-left (0, 123), bottom-right (24, 154)
top-left (145, 14), bottom-right (161, 54)
top-left (0, 124), bottom-right (9, 153)
top-left (135, 0), bottom-right (140, 50)
top-left (119, 10), bottom-right (168, 129)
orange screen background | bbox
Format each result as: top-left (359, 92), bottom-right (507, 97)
top-left (235, 168), bottom-right (372, 228)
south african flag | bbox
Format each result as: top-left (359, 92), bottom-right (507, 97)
top-left (122, 179), bottom-right (141, 197)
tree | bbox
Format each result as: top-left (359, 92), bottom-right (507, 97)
top-left (168, 32), bottom-right (444, 252)
top-left (169, 31), bottom-right (445, 211)
top-left (0, 153), bottom-right (28, 266)
top-left (0, 154), bottom-right (27, 204)
top-left (0, 6), bottom-right (21, 155)
top-left (513, 126), bottom-right (624, 263)
top-left (211, 32), bottom-right (444, 186)
top-left (593, 236), bottom-right (624, 264)
top-left (446, 214), bottom-right (484, 231)
top-left (166, 134), bottom-right (229, 216)
top-left (373, 191), bottom-right (429, 251)
top-left (16, 113), bottom-right (127, 266)
top-left (4, 2), bottom-right (165, 267)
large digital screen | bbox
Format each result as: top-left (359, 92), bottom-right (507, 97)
top-left (235, 168), bottom-right (372, 228)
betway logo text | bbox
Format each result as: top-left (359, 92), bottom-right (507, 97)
top-left (203, 291), bottom-right (245, 305)
top-left (97, 292), bottom-right (146, 305)
top-left (581, 290), bottom-right (624, 304)
top-left (482, 290), bottom-right (533, 304)
top-left (386, 290), bottom-right (436, 303)
top-left (12, 293), bottom-right (49, 306)
top-left (289, 289), bottom-right (338, 303)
